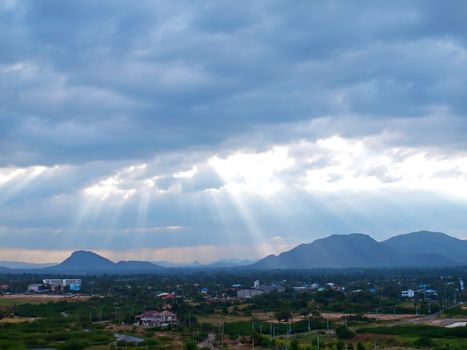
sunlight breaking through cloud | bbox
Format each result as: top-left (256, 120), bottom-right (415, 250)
top-left (303, 136), bottom-right (467, 197)
top-left (209, 146), bottom-right (294, 195)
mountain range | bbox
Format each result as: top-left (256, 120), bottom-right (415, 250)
top-left (154, 258), bottom-right (255, 268)
top-left (1, 231), bottom-right (466, 274)
top-left (252, 231), bottom-right (464, 269)
top-left (46, 251), bottom-right (166, 274)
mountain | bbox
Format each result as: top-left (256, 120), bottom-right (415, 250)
top-left (252, 233), bottom-right (458, 270)
top-left (48, 251), bottom-right (164, 274)
top-left (50, 251), bottom-right (115, 273)
top-left (383, 231), bottom-right (467, 263)
top-left (253, 234), bottom-right (398, 269)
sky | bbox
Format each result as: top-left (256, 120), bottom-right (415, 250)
top-left (1, 0), bottom-right (467, 263)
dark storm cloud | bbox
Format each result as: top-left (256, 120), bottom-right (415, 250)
top-left (2, 0), bottom-right (467, 166)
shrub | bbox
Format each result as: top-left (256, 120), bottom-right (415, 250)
top-left (275, 309), bottom-right (292, 322)
top-left (335, 325), bottom-right (355, 339)
top-left (415, 336), bottom-right (433, 347)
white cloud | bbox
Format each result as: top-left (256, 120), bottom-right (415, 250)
top-left (209, 146), bottom-right (294, 195)
top-left (173, 166), bottom-right (198, 179)
top-left (301, 135), bottom-right (467, 198)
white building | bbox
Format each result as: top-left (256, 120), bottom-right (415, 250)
top-left (135, 311), bottom-right (177, 327)
top-left (43, 279), bottom-right (63, 287)
top-left (401, 289), bottom-right (415, 298)
top-left (254, 280), bottom-right (260, 288)
top-left (237, 288), bottom-right (264, 299)
top-left (43, 279), bottom-right (81, 287)
top-left (27, 284), bottom-right (44, 293)
top-left (63, 279), bottom-right (81, 287)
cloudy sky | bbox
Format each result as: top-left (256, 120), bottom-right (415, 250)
top-left (2, 0), bottom-right (467, 263)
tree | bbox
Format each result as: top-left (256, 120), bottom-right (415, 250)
top-left (290, 338), bottom-right (299, 350)
top-left (184, 341), bottom-right (197, 350)
top-left (335, 326), bottom-right (355, 340)
top-left (275, 309), bottom-right (292, 322)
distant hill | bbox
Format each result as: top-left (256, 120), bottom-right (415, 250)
top-left (252, 233), bottom-right (458, 270)
top-left (47, 251), bottom-right (165, 274)
top-left (154, 260), bottom-right (204, 268)
top-left (0, 261), bottom-right (56, 269)
top-left (206, 258), bottom-right (256, 268)
top-left (383, 231), bottom-right (467, 263)
top-left (2, 231), bottom-right (466, 274)
top-left (0, 266), bottom-right (11, 273)
top-left (115, 260), bottom-right (165, 272)
top-left (154, 259), bottom-right (255, 268)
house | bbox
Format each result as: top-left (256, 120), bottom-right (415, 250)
top-left (401, 289), bottom-right (415, 298)
top-left (310, 282), bottom-right (320, 290)
top-left (157, 292), bottom-right (175, 300)
top-left (135, 310), bottom-right (177, 327)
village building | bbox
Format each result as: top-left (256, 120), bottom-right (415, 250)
top-left (134, 310), bottom-right (177, 327)
top-left (401, 289), bottom-right (415, 298)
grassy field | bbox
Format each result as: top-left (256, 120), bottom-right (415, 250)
top-left (0, 297), bottom-right (49, 307)
top-left (0, 295), bottom-right (90, 307)
top-left (0, 317), bottom-right (37, 324)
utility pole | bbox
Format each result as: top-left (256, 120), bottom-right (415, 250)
top-left (252, 320), bottom-right (255, 349)
top-left (308, 317), bottom-right (311, 332)
top-left (221, 322), bottom-right (224, 349)
top-left (444, 285), bottom-right (447, 308)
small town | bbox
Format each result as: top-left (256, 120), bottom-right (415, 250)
top-left (1, 268), bottom-right (467, 349)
